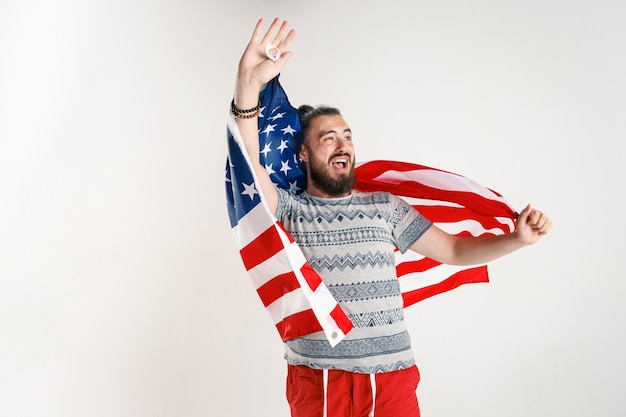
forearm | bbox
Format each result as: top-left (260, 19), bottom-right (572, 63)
top-left (231, 79), bottom-right (279, 213)
top-left (411, 226), bottom-right (529, 266)
top-left (412, 203), bottom-right (551, 266)
top-left (233, 80), bottom-right (262, 160)
top-left (451, 232), bottom-right (527, 266)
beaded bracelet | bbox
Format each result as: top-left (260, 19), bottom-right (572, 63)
top-left (231, 99), bottom-right (261, 119)
top-left (235, 110), bottom-right (260, 119)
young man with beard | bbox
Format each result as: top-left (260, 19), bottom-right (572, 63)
top-left (231, 18), bottom-right (552, 417)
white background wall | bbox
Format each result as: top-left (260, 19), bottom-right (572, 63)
top-left (1, 1), bottom-right (625, 416)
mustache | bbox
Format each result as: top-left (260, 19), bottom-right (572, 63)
top-left (328, 152), bottom-right (352, 162)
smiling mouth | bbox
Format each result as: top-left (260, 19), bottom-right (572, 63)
top-left (331, 155), bottom-right (350, 169)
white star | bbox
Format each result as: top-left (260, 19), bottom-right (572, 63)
top-left (277, 139), bottom-right (289, 153)
top-left (260, 142), bottom-right (272, 158)
top-left (241, 182), bottom-right (258, 200)
top-left (280, 160), bottom-right (292, 175)
top-left (269, 112), bottom-right (285, 121)
top-left (288, 180), bottom-right (301, 194)
top-left (262, 124), bottom-right (277, 136)
top-left (264, 163), bottom-right (276, 175)
top-left (259, 106), bottom-right (266, 118)
top-left (281, 124), bottom-right (297, 136)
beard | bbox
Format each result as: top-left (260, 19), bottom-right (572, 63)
top-left (308, 153), bottom-right (356, 197)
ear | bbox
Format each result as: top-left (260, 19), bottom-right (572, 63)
top-left (299, 147), bottom-right (308, 162)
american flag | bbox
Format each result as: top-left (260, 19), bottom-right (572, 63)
top-left (225, 77), bottom-right (353, 347)
top-left (354, 160), bottom-right (518, 307)
top-left (225, 76), bottom-right (518, 345)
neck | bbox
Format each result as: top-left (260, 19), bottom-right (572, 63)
top-left (305, 184), bottom-right (352, 199)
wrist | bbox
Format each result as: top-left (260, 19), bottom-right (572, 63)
top-left (231, 99), bottom-right (260, 119)
top-left (234, 82), bottom-right (261, 110)
top-left (510, 229), bottom-right (530, 247)
top-left (235, 71), bottom-right (263, 91)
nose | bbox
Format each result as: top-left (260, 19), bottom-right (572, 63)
top-left (335, 138), bottom-right (350, 153)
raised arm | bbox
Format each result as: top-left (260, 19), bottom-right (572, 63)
top-left (411, 204), bottom-right (552, 265)
top-left (232, 18), bottom-right (296, 215)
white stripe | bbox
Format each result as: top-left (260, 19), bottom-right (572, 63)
top-left (323, 369), bottom-right (329, 417)
top-left (231, 195), bottom-right (276, 248)
top-left (401, 198), bottom-right (516, 233)
top-left (247, 224), bottom-right (347, 346)
top-left (282, 237), bottom-right (309, 265)
top-left (265, 288), bottom-right (311, 324)
top-left (401, 196), bottom-right (464, 208)
top-left (247, 251), bottom-right (297, 289)
top-left (373, 169), bottom-right (511, 205)
top-left (247, 239), bottom-right (306, 289)
top-left (435, 219), bottom-right (507, 237)
top-left (278, 221), bottom-right (348, 347)
top-left (369, 373), bottom-right (376, 417)
top-left (263, 285), bottom-right (346, 346)
top-left (495, 216), bottom-right (516, 233)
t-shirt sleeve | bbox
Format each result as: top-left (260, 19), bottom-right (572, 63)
top-left (391, 195), bottom-right (433, 253)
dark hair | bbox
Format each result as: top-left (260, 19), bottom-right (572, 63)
top-left (298, 105), bottom-right (342, 143)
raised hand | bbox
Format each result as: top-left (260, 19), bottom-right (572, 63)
top-left (236, 18), bottom-right (296, 99)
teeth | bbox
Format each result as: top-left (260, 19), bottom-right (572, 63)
top-left (332, 157), bottom-right (348, 168)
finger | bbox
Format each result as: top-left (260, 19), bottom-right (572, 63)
top-left (261, 17), bottom-right (282, 45)
top-left (274, 50), bottom-right (294, 67)
top-left (536, 216), bottom-right (552, 235)
top-left (527, 209), bottom-right (541, 226)
top-left (250, 18), bottom-right (265, 43)
top-left (269, 30), bottom-right (296, 66)
top-left (278, 28), bottom-right (297, 51)
top-left (531, 210), bottom-right (550, 229)
top-left (542, 219), bottom-right (553, 234)
top-left (272, 20), bottom-right (290, 46)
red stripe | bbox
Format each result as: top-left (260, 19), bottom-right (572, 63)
top-left (330, 304), bottom-right (355, 335)
top-left (396, 257), bottom-right (441, 276)
top-left (239, 225), bottom-right (283, 271)
top-left (357, 160), bottom-right (450, 177)
top-left (300, 262), bottom-right (323, 292)
top-left (416, 205), bottom-right (513, 232)
top-left (401, 267), bottom-right (489, 307)
top-left (357, 177), bottom-right (516, 219)
top-left (354, 161), bottom-right (517, 218)
top-left (256, 271), bottom-right (301, 307)
top-left (276, 309), bottom-right (324, 342)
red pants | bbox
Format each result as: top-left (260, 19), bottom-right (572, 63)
top-left (286, 364), bottom-right (421, 417)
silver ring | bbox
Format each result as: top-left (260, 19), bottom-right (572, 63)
top-left (265, 43), bottom-right (280, 62)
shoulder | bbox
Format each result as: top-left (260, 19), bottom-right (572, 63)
top-left (275, 188), bottom-right (311, 219)
top-left (276, 187), bottom-right (302, 207)
top-left (276, 187), bottom-right (310, 204)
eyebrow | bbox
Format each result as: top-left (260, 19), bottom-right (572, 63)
top-left (318, 128), bottom-right (352, 138)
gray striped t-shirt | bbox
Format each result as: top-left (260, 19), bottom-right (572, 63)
top-left (276, 189), bottom-right (432, 374)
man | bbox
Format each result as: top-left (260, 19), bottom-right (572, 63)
top-left (231, 18), bottom-right (552, 417)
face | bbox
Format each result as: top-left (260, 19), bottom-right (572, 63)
top-left (299, 114), bottom-right (356, 198)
